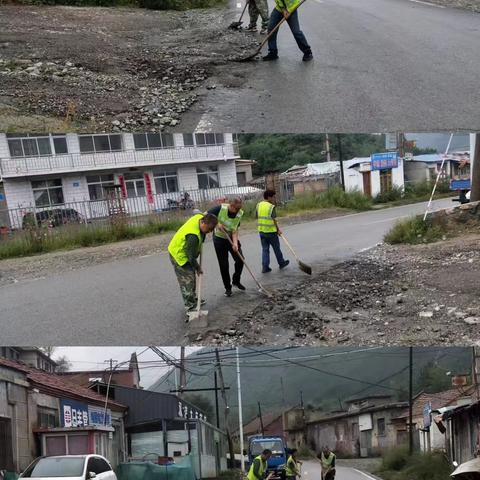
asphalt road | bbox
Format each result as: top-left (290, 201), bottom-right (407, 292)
top-left (0, 198), bottom-right (454, 346)
top-left (178, 0), bottom-right (480, 132)
top-left (300, 459), bottom-right (382, 480)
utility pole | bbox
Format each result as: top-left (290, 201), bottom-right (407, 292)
top-left (258, 402), bottom-right (265, 436)
top-left (300, 390), bottom-right (307, 446)
top-left (214, 371), bottom-right (220, 428)
top-left (216, 349), bottom-right (235, 469)
top-left (409, 347), bottom-right (414, 455)
top-left (179, 347), bottom-right (187, 398)
top-left (336, 134), bottom-right (345, 191)
top-left (236, 347), bottom-right (245, 472)
top-left (325, 133), bottom-right (332, 163)
top-left (471, 133), bottom-right (480, 202)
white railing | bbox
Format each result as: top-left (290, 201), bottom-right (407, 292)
top-left (0, 144), bottom-right (238, 177)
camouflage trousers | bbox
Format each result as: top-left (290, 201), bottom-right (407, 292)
top-left (170, 255), bottom-right (197, 312)
top-left (248, 0), bottom-right (269, 29)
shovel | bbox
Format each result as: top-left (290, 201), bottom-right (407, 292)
top-left (229, 0), bottom-right (249, 30)
top-left (220, 227), bottom-right (273, 298)
top-left (187, 252), bottom-right (208, 326)
top-left (280, 233), bottom-right (312, 275)
top-left (233, 0), bottom-right (307, 62)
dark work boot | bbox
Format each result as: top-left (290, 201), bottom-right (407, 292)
top-left (262, 52), bottom-right (279, 61)
top-left (303, 50), bottom-right (313, 62)
top-left (233, 281), bottom-right (246, 291)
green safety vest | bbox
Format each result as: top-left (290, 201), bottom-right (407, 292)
top-left (168, 213), bottom-right (204, 267)
top-left (320, 452), bottom-right (335, 469)
top-left (257, 201), bottom-right (277, 233)
top-left (275, 0), bottom-right (301, 13)
top-left (248, 455), bottom-right (267, 480)
top-left (285, 456), bottom-right (298, 477)
top-left (215, 204), bottom-right (244, 239)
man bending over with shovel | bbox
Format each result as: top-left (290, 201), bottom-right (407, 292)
top-left (263, 0), bottom-right (312, 62)
top-left (168, 213), bottom-right (218, 322)
top-left (208, 197), bottom-right (246, 298)
top-left (248, 449), bottom-right (273, 480)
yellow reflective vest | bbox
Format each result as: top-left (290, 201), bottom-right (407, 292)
top-left (320, 452), bottom-right (335, 470)
top-left (285, 455), bottom-right (299, 477)
top-left (275, 0), bottom-right (302, 13)
top-left (257, 201), bottom-right (277, 233)
top-left (168, 214), bottom-right (203, 266)
top-left (248, 455), bottom-right (267, 480)
top-left (215, 204), bottom-right (243, 239)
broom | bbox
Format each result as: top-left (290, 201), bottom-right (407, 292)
top-left (280, 233), bottom-right (312, 275)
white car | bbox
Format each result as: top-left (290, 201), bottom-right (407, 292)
top-left (20, 455), bottom-right (117, 480)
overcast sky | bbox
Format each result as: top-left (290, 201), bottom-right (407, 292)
top-left (53, 346), bottom-right (200, 389)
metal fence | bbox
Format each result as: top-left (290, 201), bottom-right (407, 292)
top-left (0, 183), bottom-right (269, 240)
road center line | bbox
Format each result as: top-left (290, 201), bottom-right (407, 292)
top-left (409, 0), bottom-right (446, 8)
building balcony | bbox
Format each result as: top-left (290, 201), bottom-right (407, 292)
top-left (0, 143), bottom-right (239, 178)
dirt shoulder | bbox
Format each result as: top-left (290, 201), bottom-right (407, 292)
top-left (416, 0), bottom-right (480, 12)
top-left (0, 207), bottom-right (350, 287)
top-left (198, 232), bottom-right (480, 347)
top-left (0, 4), bottom-right (257, 131)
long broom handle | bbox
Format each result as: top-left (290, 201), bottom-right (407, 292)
top-left (239, 0), bottom-right (249, 22)
top-left (256, 0), bottom-right (308, 51)
top-left (219, 227), bottom-right (271, 295)
top-left (280, 233), bottom-right (301, 262)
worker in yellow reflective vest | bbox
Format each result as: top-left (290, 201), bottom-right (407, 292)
top-left (207, 197), bottom-right (246, 297)
top-left (168, 213), bottom-right (218, 321)
top-left (263, 0), bottom-right (312, 62)
top-left (319, 447), bottom-right (336, 480)
top-left (256, 190), bottom-right (289, 273)
top-left (285, 449), bottom-right (302, 480)
top-left (248, 449), bottom-right (273, 480)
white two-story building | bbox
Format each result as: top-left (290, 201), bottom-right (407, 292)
top-left (0, 133), bottom-right (257, 228)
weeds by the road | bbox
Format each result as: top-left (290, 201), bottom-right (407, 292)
top-left (374, 181), bottom-right (451, 206)
top-left (376, 448), bottom-right (451, 480)
top-left (384, 216), bottom-right (448, 245)
top-left (0, 218), bottom-right (183, 260)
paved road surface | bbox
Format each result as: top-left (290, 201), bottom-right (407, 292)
top-left (177, 0), bottom-right (480, 132)
top-left (0, 198), bottom-right (452, 345)
top-left (300, 459), bottom-right (382, 480)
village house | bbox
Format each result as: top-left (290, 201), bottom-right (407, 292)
top-left (281, 162), bottom-right (341, 196)
top-left (57, 352), bottom-right (141, 389)
top-left (0, 133), bottom-right (261, 229)
top-left (0, 347), bottom-right (58, 373)
top-left (0, 356), bottom-right (127, 475)
top-left (286, 395), bottom-right (408, 457)
top-left (93, 383), bottom-right (228, 478)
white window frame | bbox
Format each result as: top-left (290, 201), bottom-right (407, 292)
top-left (133, 133), bottom-right (175, 150)
top-left (86, 175), bottom-right (115, 201)
top-left (31, 179), bottom-right (64, 207)
top-left (7, 134), bottom-right (68, 158)
top-left (123, 172), bottom-right (146, 198)
top-left (79, 134), bottom-right (123, 154)
top-left (197, 166), bottom-right (220, 190)
top-left (153, 170), bottom-right (179, 194)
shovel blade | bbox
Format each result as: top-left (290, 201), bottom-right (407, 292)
top-left (188, 309), bottom-right (209, 328)
top-left (229, 21), bottom-right (243, 29)
top-left (232, 48), bottom-right (261, 62)
top-left (298, 260), bottom-right (312, 275)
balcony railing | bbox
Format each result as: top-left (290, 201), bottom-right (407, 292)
top-left (0, 143), bottom-right (238, 177)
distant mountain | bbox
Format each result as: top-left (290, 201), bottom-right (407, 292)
top-left (149, 347), bottom-right (471, 427)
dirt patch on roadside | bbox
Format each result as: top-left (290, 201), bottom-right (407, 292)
top-left (0, 208), bottom-right (350, 287)
top-left (0, 4), bottom-right (257, 131)
top-left (199, 233), bottom-right (480, 346)
top-left (416, 0), bottom-right (480, 12)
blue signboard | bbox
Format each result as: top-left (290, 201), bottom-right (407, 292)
top-left (371, 152), bottom-right (399, 171)
top-left (88, 405), bottom-right (112, 427)
top-left (61, 399), bottom-right (89, 428)
top-left (450, 179), bottom-right (471, 190)
top-left (423, 403), bottom-right (432, 429)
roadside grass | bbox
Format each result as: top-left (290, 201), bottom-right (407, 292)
top-left (374, 181), bottom-right (452, 206)
top-left (384, 215), bottom-right (448, 245)
top-left (376, 448), bottom-right (451, 480)
top-left (11, 0), bottom-right (225, 9)
top-left (0, 218), bottom-right (183, 260)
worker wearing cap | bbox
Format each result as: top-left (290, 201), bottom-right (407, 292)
top-left (319, 447), bottom-right (336, 480)
top-left (248, 449), bottom-right (272, 480)
top-left (168, 213), bottom-right (218, 321)
top-left (263, 0), bottom-right (312, 62)
top-left (208, 197), bottom-right (245, 298)
top-left (245, 0), bottom-right (270, 34)
top-left (285, 449), bottom-right (302, 480)
top-left (256, 189), bottom-right (289, 273)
